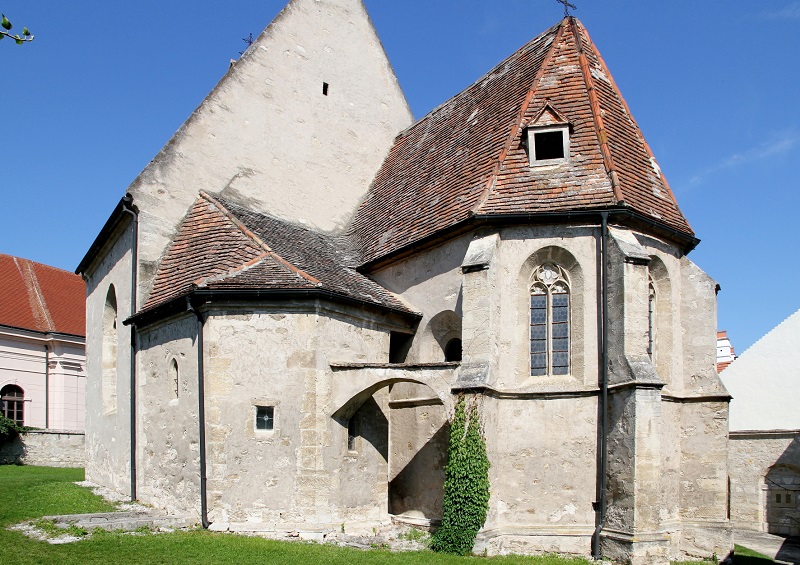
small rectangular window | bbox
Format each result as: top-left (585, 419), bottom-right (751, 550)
top-left (255, 406), bottom-right (274, 431)
top-left (347, 417), bottom-right (358, 451)
top-left (389, 332), bottom-right (413, 363)
top-left (322, 82), bottom-right (329, 96)
top-left (534, 131), bottom-right (565, 160)
top-left (774, 489), bottom-right (795, 508)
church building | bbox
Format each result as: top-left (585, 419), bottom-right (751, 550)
top-left (76, 1), bottom-right (732, 563)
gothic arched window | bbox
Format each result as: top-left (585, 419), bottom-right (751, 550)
top-left (1, 384), bottom-right (24, 426)
top-left (102, 285), bottom-right (118, 414)
top-left (530, 263), bottom-right (570, 376)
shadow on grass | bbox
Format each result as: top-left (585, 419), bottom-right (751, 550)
top-left (733, 544), bottom-right (778, 564)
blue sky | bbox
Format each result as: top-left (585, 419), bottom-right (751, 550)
top-left (2, 1), bottom-right (798, 353)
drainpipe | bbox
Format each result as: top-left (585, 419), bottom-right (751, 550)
top-left (120, 195), bottom-right (138, 501)
top-left (188, 298), bottom-right (210, 529)
top-left (592, 212), bottom-right (609, 559)
top-left (44, 344), bottom-right (49, 429)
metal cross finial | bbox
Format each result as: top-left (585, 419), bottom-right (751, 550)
top-left (556, 0), bottom-right (577, 17)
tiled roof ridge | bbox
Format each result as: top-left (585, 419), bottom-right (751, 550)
top-left (472, 19), bottom-right (567, 214)
top-left (199, 191), bottom-right (322, 286)
top-left (571, 17), bottom-right (624, 205)
top-left (194, 254), bottom-right (270, 287)
top-left (576, 19), bottom-right (691, 232)
top-left (14, 257), bottom-right (54, 331)
top-left (392, 20), bottom-right (563, 143)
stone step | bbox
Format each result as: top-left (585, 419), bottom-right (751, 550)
top-left (42, 512), bottom-right (194, 531)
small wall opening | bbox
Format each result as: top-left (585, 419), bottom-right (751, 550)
top-left (389, 332), bottom-right (413, 364)
top-left (444, 338), bottom-right (462, 362)
top-left (322, 82), bottom-right (329, 96)
top-left (170, 358), bottom-right (179, 399)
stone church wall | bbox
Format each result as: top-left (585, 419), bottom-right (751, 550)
top-left (83, 219), bottom-right (135, 495)
top-left (135, 315), bottom-right (202, 516)
top-left (481, 395), bottom-right (599, 555)
top-left (199, 303), bottom-right (398, 530)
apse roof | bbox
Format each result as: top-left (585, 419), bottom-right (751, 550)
top-left (350, 17), bottom-right (692, 264)
top-left (141, 193), bottom-right (415, 316)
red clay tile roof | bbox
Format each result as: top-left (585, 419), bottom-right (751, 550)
top-left (350, 18), bottom-right (692, 264)
top-left (0, 254), bottom-right (86, 336)
top-left (142, 193), bottom-right (415, 315)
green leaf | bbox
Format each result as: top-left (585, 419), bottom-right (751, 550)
top-left (1, 15), bottom-right (12, 31)
top-left (15, 37), bottom-right (23, 44)
top-left (23, 27), bottom-right (30, 36)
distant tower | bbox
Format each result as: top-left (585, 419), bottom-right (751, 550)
top-left (716, 330), bottom-right (736, 372)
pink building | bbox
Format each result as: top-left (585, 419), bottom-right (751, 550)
top-left (0, 254), bottom-right (86, 431)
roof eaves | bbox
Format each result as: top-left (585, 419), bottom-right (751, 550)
top-left (358, 205), bottom-right (700, 272)
top-left (125, 287), bottom-right (421, 329)
top-left (75, 196), bottom-right (133, 276)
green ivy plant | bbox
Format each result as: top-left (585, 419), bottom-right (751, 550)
top-left (430, 395), bottom-right (490, 555)
top-left (0, 413), bottom-right (29, 446)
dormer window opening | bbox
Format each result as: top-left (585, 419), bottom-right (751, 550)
top-left (528, 125), bottom-right (569, 165)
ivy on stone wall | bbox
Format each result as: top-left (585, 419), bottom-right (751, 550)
top-left (430, 395), bottom-right (490, 555)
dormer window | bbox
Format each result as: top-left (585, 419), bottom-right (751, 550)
top-left (530, 127), bottom-right (568, 163)
top-left (525, 103), bottom-right (571, 166)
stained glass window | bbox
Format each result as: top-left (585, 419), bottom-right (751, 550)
top-left (530, 263), bottom-right (570, 376)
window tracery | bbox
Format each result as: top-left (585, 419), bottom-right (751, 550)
top-left (530, 263), bottom-right (570, 376)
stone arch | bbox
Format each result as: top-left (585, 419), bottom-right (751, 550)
top-left (331, 372), bottom-right (454, 421)
top-left (648, 255), bottom-right (673, 383)
top-left (102, 285), bottom-right (118, 414)
top-left (516, 246), bottom-right (585, 382)
top-left (422, 310), bottom-right (462, 363)
top-left (330, 370), bottom-right (453, 524)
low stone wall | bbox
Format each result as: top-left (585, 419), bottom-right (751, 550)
top-left (0, 429), bottom-right (85, 467)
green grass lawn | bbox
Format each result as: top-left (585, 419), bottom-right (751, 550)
top-left (0, 465), bottom-right (777, 564)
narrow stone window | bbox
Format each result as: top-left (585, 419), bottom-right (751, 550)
top-left (170, 359), bottom-right (179, 399)
top-left (530, 263), bottom-right (570, 376)
top-left (322, 82), bottom-right (329, 96)
top-left (255, 406), bottom-right (274, 431)
top-left (647, 277), bottom-right (656, 360)
top-left (0, 384), bottom-right (24, 426)
top-left (347, 416), bottom-right (359, 452)
top-left (102, 285), bottom-right (118, 414)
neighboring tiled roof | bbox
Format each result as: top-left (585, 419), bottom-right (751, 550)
top-left (351, 18), bottom-right (692, 264)
top-left (0, 254), bottom-right (86, 336)
top-left (141, 193), bottom-right (416, 315)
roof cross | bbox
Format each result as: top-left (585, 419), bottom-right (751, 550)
top-left (555, 0), bottom-right (577, 17)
